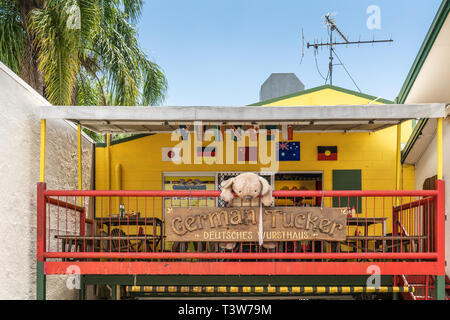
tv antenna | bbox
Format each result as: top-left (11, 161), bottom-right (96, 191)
top-left (304, 13), bottom-right (393, 90)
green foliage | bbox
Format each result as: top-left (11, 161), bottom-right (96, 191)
top-left (0, 0), bottom-right (167, 107)
top-left (29, 1), bottom-right (82, 105)
top-left (0, 1), bottom-right (25, 74)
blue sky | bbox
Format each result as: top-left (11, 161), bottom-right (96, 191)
top-left (138, 0), bottom-right (442, 106)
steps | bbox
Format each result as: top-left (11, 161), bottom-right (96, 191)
top-left (401, 275), bottom-right (450, 300)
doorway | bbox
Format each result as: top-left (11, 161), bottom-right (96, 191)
top-left (274, 172), bottom-right (323, 207)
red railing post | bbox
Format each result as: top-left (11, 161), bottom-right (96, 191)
top-left (435, 179), bottom-right (446, 300)
top-left (392, 211), bottom-right (399, 237)
top-left (80, 208), bottom-right (86, 236)
top-left (80, 208), bottom-right (86, 252)
top-left (392, 207), bottom-right (399, 257)
top-left (435, 180), bottom-right (445, 271)
top-left (37, 182), bottom-right (47, 262)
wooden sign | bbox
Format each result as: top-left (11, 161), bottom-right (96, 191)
top-left (166, 207), bottom-right (347, 242)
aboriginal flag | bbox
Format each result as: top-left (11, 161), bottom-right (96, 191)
top-left (318, 146), bottom-right (337, 160)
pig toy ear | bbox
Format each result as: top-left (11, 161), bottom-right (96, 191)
top-left (258, 176), bottom-right (273, 206)
top-left (258, 176), bottom-right (271, 196)
top-left (220, 178), bottom-right (235, 202)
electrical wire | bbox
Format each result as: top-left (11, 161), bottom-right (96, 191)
top-left (331, 48), bottom-right (362, 93)
top-left (314, 48), bottom-right (328, 82)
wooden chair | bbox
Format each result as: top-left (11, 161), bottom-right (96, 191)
top-left (110, 228), bottom-right (138, 253)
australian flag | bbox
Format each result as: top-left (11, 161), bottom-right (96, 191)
top-left (277, 141), bottom-right (300, 161)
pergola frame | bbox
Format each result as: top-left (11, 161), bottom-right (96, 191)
top-left (41, 104), bottom-right (444, 134)
top-left (39, 103), bottom-right (446, 190)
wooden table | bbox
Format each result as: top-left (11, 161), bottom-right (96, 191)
top-left (96, 216), bottom-right (162, 233)
top-left (336, 217), bottom-right (388, 253)
top-left (55, 234), bottom-right (161, 260)
top-left (347, 217), bottom-right (387, 237)
top-left (95, 216), bottom-right (163, 248)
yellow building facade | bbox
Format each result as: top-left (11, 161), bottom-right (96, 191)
top-left (94, 85), bottom-right (415, 236)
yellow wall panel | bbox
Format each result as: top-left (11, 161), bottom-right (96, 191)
top-left (93, 86), bottom-right (415, 237)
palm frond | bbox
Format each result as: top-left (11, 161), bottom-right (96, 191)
top-left (0, 1), bottom-right (25, 74)
top-left (77, 0), bottom-right (100, 56)
top-left (94, 4), bottom-right (143, 105)
top-left (121, 0), bottom-right (144, 21)
top-left (140, 58), bottom-right (167, 105)
top-left (2, 0), bottom-right (166, 107)
top-left (76, 69), bottom-right (101, 105)
top-left (93, 2), bottom-right (167, 106)
top-left (29, 3), bottom-right (81, 105)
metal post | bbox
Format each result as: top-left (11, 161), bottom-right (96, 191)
top-left (396, 124), bottom-right (402, 192)
top-left (110, 284), bottom-right (121, 300)
top-left (40, 119), bottom-right (46, 182)
top-left (435, 179), bottom-right (445, 300)
top-left (77, 124), bottom-right (82, 206)
top-left (36, 261), bottom-right (46, 300)
top-left (106, 133), bottom-right (111, 190)
top-left (80, 208), bottom-right (86, 252)
top-left (435, 120), bottom-right (445, 300)
top-left (329, 26), bottom-right (333, 85)
top-left (437, 118), bottom-right (443, 180)
top-left (110, 284), bottom-right (116, 300)
top-left (37, 182), bottom-right (47, 300)
top-left (435, 275), bottom-right (445, 300)
top-left (392, 275), bottom-right (399, 300)
top-left (79, 275), bottom-right (86, 300)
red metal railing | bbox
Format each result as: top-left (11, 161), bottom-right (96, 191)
top-left (37, 181), bottom-right (445, 277)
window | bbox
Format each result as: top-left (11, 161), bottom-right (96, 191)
top-left (332, 169), bottom-right (362, 212)
top-left (274, 173), bottom-right (323, 207)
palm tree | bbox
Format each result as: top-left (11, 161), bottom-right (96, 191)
top-left (0, 0), bottom-right (167, 107)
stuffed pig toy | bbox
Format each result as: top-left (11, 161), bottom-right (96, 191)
top-left (219, 172), bottom-right (274, 250)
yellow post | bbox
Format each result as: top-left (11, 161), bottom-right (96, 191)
top-left (106, 133), bottom-right (111, 218)
top-left (437, 117), bottom-right (443, 180)
top-left (77, 124), bottom-right (82, 206)
top-left (395, 124), bottom-right (402, 207)
top-left (396, 124), bottom-right (402, 190)
top-left (106, 133), bottom-right (111, 190)
top-left (40, 119), bottom-right (46, 182)
top-left (77, 124), bottom-right (82, 189)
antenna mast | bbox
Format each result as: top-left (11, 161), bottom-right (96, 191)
top-left (306, 13), bottom-right (393, 87)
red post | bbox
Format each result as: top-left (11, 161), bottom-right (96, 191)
top-left (392, 207), bottom-right (399, 257)
top-left (80, 208), bottom-right (86, 252)
top-left (435, 179), bottom-right (445, 274)
top-left (37, 183), bottom-right (47, 262)
top-left (392, 211), bottom-right (399, 237)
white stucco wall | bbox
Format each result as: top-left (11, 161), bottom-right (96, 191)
top-left (0, 62), bottom-right (94, 299)
top-left (414, 118), bottom-right (450, 275)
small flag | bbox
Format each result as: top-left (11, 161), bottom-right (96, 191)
top-left (178, 125), bottom-right (190, 140)
top-left (238, 146), bottom-right (257, 162)
top-left (221, 126), bottom-right (226, 142)
top-left (318, 146), bottom-right (337, 160)
top-left (162, 147), bottom-right (182, 162)
top-left (277, 141), bottom-right (300, 161)
top-left (214, 125), bottom-right (222, 141)
top-left (197, 146), bottom-right (216, 157)
top-left (230, 125), bottom-right (242, 141)
top-left (265, 125), bottom-right (278, 141)
top-left (248, 125), bottom-right (258, 141)
top-left (282, 124), bottom-right (294, 140)
top-left (195, 124), bottom-right (204, 141)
